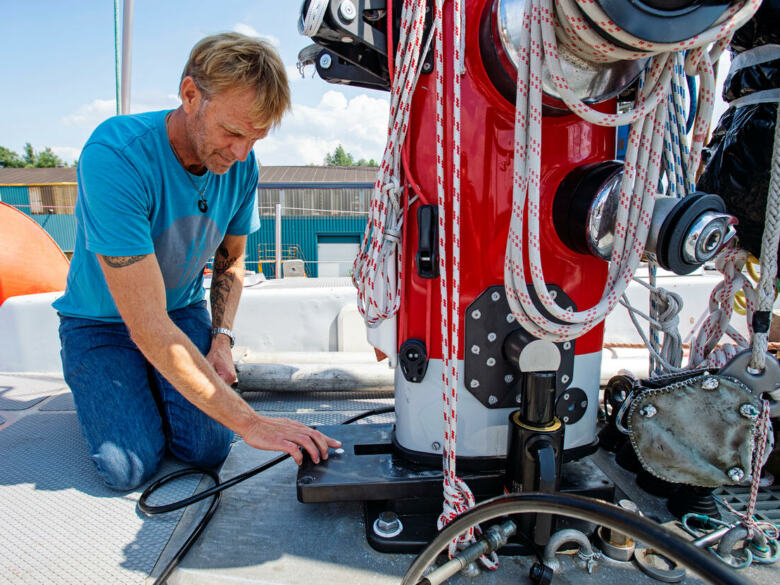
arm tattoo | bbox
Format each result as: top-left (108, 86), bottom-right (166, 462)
top-left (210, 244), bottom-right (242, 328)
top-left (213, 245), bottom-right (238, 274)
top-left (210, 271), bottom-right (236, 328)
top-left (101, 255), bottom-right (147, 268)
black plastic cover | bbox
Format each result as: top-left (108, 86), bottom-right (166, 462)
top-left (698, 102), bottom-right (779, 264)
top-left (729, 0), bottom-right (780, 53)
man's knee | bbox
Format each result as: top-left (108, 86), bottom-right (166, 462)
top-left (91, 441), bottom-right (163, 491)
top-left (169, 426), bottom-right (233, 468)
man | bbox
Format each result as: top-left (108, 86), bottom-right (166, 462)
top-left (54, 33), bottom-right (339, 491)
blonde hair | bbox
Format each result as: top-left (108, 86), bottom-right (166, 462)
top-left (182, 32), bottom-right (291, 129)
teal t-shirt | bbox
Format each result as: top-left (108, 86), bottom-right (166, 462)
top-left (53, 110), bottom-right (260, 321)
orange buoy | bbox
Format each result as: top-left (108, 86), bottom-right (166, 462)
top-left (0, 202), bottom-right (69, 306)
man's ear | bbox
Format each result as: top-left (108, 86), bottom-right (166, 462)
top-left (180, 76), bottom-right (203, 115)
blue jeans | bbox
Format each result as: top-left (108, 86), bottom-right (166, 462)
top-left (58, 302), bottom-right (233, 491)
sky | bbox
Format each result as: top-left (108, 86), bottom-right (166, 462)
top-left (0, 1), bottom-right (732, 168)
top-left (0, 0), bottom-right (391, 166)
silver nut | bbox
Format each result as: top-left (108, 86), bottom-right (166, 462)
top-left (563, 393), bottom-right (570, 401)
top-left (373, 510), bottom-right (403, 538)
top-left (488, 395), bottom-right (498, 405)
top-left (561, 375), bottom-right (570, 384)
top-left (339, 0), bottom-right (357, 21)
top-left (486, 357), bottom-right (496, 367)
top-left (640, 404), bottom-right (657, 418)
top-left (504, 374), bottom-right (514, 384)
top-left (727, 467), bottom-right (745, 483)
top-left (471, 345), bottom-right (481, 355)
top-left (491, 291), bottom-right (501, 301)
top-left (702, 377), bottom-right (720, 390)
top-left (472, 310), bottom-right (482, 320)
top-left (319, 53), bottom-right (332, 69)
top-left (563, 341), bottom-right (571, 350)
top-left (739, 403), bottom-right (759, 419)
top-left (487, 332), bottom-right (497, 342)
top-left (506, 313), bottom-right (515, 323)
top-left (470, 379), bottom-right (480, 389)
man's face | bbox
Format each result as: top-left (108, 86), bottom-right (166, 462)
top-left (185, 86), bottom-right (269, 175)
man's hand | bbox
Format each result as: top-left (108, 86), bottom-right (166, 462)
top-left (241, 415), bottom-right (342, 465)
top-left (206, 334), bottom-right (237, 386)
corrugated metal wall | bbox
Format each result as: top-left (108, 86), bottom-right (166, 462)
top-left (245, 215), bottom-right (367, 278)
top-left (0, 186), bottom-right (31, 208)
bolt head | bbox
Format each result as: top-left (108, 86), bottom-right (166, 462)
top-left (319, 53), bottom-right (332, 69)
top-left (374, 510), bottom-right (403, 538)
top-left (488, 395), bottom-right (498, 405)
top-left (486, 357), bottom-right (496, 367)
top-left (339, 0), bottom-right (357, 21)
top-left (422, 61), bottom-right (433, 73)
top-left (739, 403), bottom-right (759, 419)
top-left (727, 467), bottom-right (745, 483)
top-left (470, 379), bottom-right (480, 389)
top-left (506, 313), bottom-right (515, 323)
top-left (702, 376), bottom-right (720, 390)
top-left (505, 374), bottom-right (514, 384)
top-left (431, 441), bottom-right (441, 451)
top-left (491, 291), bottom-right (501, 301)
top-left (640, 404), bottom-right (657, 418)
top-left (487, 332), bottom-right (497, 342)
top-left (471, 345), bottom-right (481, 355)
top-left (472, 309), bottom-right (482, 319)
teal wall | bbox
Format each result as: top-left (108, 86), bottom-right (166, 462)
top-left (2, 186), bottom-right (368, 273)
top-left (246, 215), bottom-right (367, 278)
top-left (0, 186), bottom-right (30, 208)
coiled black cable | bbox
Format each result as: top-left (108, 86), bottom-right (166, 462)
top-left (138, 406), bottom-right (395, 585)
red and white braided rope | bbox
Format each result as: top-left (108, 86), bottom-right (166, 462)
top-left (433, 0), bottom-right (497, 568)
top-left (504, 0), bottom-right (761, 343)
top-left (350, 0), bottom-right (430, 327)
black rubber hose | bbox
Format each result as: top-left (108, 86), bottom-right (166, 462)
top-left (402, 493), bottom-right (752, 585)
top-left (139, 405), bottom-right (395, 585)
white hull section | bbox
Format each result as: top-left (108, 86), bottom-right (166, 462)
top-left (395, 351), bottom-right (602, 458)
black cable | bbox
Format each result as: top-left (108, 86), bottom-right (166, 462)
top-left (139, 405), bottom-right (395, 585)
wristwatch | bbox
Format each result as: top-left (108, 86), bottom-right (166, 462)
top-left (211, 327), bottom-right (235, 348)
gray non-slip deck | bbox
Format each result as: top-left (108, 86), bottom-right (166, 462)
top-left (1, 373), bottom-right (778, 585)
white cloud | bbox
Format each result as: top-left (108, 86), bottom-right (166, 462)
top-left (50, 146), bottom-right (82, 164)
top-left (61, 95), bottom-right (181, 128)
top-left (233, 23), bottom-right (280, 48)
top-left (253, 90), bottom-right (390, 165)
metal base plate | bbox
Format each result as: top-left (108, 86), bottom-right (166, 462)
top-left (297, 423), bottom-right (616, 553)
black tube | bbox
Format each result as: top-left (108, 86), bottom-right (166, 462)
top-left (522, 372), bottom-right (557, 425)
top-left (402, 493), bottom-right (751, 585)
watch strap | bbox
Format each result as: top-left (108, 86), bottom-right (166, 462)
top-left (211, 327), bottom-right (235, 348)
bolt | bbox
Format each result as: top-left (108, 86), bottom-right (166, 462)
top-left (516, 394), bottom-right (522, 403)
top-left (491, 291), bottom-right (501, 301)
top-left (471, 345), bottom-right (481, 355)
top-left (563, 416), bottom-right (569, 423)
top-left (470, 379), bottom-right (480, 389)
top-left (374, 510), bottom-right (403, 538)
top-left (472, 309), bottom-right (482, 319)
top-left (563, 393), bottom-right (570, 401)
top-left (561, 375), bottom-right (570, 384)
top-left (486, 357), bottom-right (496, 367)
top-left (506, 313), bottom-right (515, 323)
top-left (488, 395), bottom-right (498, 405)
top-left (727, 467), bottom-right (745, 483)
top-left (563, 341), bottom-right (571, 350)
top-left (550, 290), bottom-right (558, 299)
top-left (431, 441), bottom-right (441, 451)
top-left (739, 404), bottom-right (759, 419)
top-left (702, 376), bottom-right (719, 390)
top-left (640, 404), bottom-right (657, 418)
top-left (487, 332), bottom-right (497, 342)
top-left (319, 53), bottom-right (332, 69)
top-left (422, 61), bottom-right (433, 73)
top-left (339, 0), bottom-right (357, 22)
top-left (580, 400), bottom-right (587, 408)
top-left (461, 561), bottom-right (481, 578)
top-left (505, 374), bottom-right (514, 384)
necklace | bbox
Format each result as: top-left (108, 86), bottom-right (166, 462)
top-left (165, 113), bottom-right (209, 213)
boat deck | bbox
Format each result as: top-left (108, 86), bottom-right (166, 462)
top-left (1, 372), bottom-right (778, 585)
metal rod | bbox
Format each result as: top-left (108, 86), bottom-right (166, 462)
top-left (121, 0), bottom-right (134, 115)
top-left (275, 203), bottom-right (282, 278)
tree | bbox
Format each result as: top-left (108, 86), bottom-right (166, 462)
top-left (35, 147), bottom-right (64, 168)
top-left (23, 142), bottom-right (36, 166)
top-left (0, 143), bottom-right (66, 168)
top-left (0, 146), bottom-right (25, 168)
top-left (323, 145), bottom-right (378, 167)
top-left (324, 144), bottom-right (355, 166)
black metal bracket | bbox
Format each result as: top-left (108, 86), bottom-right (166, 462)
top-left (415, 205), bottom-right (439, 278)
top-left (399, 338), bottom-right (428, 383)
